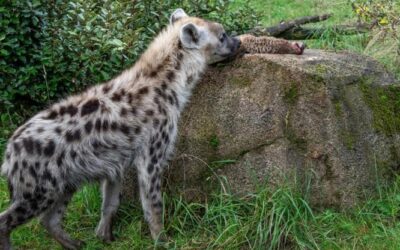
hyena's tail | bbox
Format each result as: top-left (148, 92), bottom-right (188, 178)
top-left (0, 200), bottom-right (39, 250)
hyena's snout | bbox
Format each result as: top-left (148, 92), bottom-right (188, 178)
top-left (230, 36), bottom-right (241, 54)
top-left (227, 36), bottom-right (241, 56)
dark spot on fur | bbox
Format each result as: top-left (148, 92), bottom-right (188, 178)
top-left (95, 119), bottom-right (102, 132)
top-left (22, 138), bottom-right (34, 154)
top-left (134, 126), bottom-right (141, 135)
top-left (34, 161), bottom-right (40, 170)
top-left (68, 120), bottom-right (77, 125)
top-left (103, 84), bottom-right (111, 94)
top-left (120, 107), bottom-right (128, 117)
top-left (175, 61), bottom-right (181, 70)
top-left (155, 141), bottom-right (162, 149)
top-left (37, 127), bottom-right (44, 133)
top-left (120, 124), bottom-right (130, 135)
top-left (147, 164), bottom-right (154, 174)
top-left (22, 160), bottom-right (27, 168)
top-left (138, 87), bottom-right (149, 96)
top-left (13, 142), bottom-right (21, 154)
top-left (177, 52), bottom-right (184, 61)
top-left (153, 118), bottom-right (160, 129)
top-left (66, 105), bottom-right (78, 116)
top-left (16, 206), bottom-right (27, 214)
top-left (91, 139), bottom-right (101, 149)
top-left (19, 175), bottom-right (25, 183)
top-left (142, 118), bottom-right (148, 124)
top-left (65, 130), bottom-right (80, 142)
top-left (171, 90), bottom-right (180, 108)
top-left (42, 168), bottom-right (52, 181)
top-left (151, 175), bottom-right (157, 184)
top-left (155, 87), bottom-right (167, 100)
top-left (153, 201), bottom-right (162, 208)
top-left (187, 75), bottom-right (194, 84)
top-left (70, 150), bottom-right (77, 159)
top-left (131, 107), bottom-right (137, 115)
top-left (111, 122), bottom-right (118, 131)
top-left (150, 146), bottom-right (155, 155)
top-left (167, 95), bottom-right (174, 105)
top-left (84, 120), bottom-right (93, 134)
top-left (44, 110), bottom-right (58, 119)
top-left (112, 92), bottom-right (122, 102)
top-left (102, 120), bottom-right (109, 131)
top-left (57, 151), bottom-right (65, 167)
top-left (127, 92), bottom-right (133, 103)
top-left (167, 71), bottom-right (175, 81)
top-left (33, 140), bottom-right (42, 155)
top-left (161, 82), bottom-right (168, 91)
top-left (145, 109), bottom-right (154, 116)
top-left (59, 106), bottom-right (67, 116)
top-left (11, 162), bottom-right (19, 176)
top-left (150, 70), bottom-right (158, 77)
top-left (54, 127), bottom-right (62, 134)
top-left (23, 192), bottom-right (32, 200)
top-left (159, 106), bottom-right (167, 116)
top-left (81, 99), bottom-right (100, 116)
top-left (43, 140), bottom-right (56, 157)
top-left (29, 165), bottom-right (38, 180)
top-left (151, 155), bottom-right (158, 164)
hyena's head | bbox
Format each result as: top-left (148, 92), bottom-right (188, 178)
top-left (170, 9), bottom-right (241, 64)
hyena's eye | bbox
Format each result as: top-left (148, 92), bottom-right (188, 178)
top-left (219, 33), bottom-right (227, 43)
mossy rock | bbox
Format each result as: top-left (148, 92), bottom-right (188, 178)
top-left (123, 50), bottom-right (400, 208)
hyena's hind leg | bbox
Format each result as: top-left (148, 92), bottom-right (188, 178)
top-left (0, 200), bottom-right (40, 250)
top-left (136, 156), bottom-right (164, 240)
top-left (40, 192), bottom-right (83, 250)
top-left (95, 179), bottom-right (121, 243)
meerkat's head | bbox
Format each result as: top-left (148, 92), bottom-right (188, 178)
top-left (170, 9), bottom-right (240, 64)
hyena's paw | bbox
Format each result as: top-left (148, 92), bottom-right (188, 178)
top-left (95, 223), bottom-right (115, 243)
top-left (291, 42), bottom-right (306, 55)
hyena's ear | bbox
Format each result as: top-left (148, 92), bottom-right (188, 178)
top-left (170, 8), bottom-right (188, 24)
top-left (180, 23), bottom-right (202, 49)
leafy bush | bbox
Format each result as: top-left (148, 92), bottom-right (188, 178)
top-left (0, 0), bottom-right (259, 154)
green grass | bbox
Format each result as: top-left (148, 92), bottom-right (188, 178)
top-left (1, 176), bottom-right (400, 249)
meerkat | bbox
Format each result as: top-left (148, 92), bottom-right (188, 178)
top-left (0, 8), bottom-right (305, 250)
top-left (236, 34), bottom-right (305, 55)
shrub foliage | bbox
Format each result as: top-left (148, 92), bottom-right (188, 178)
top-left (0, 0), bottom-right (258, 151)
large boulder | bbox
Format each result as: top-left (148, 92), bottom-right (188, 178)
top-left (123, 49), bottom-right (400, 208)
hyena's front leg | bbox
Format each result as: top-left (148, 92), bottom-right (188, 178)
top-left (96, 179), bottom-right (122, 243)
top-left (136, 156), bottom-right (164, 240)
top-left (237, 34), bottom-right (305, 55)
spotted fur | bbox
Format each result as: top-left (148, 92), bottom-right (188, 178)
top-left (0, 9), bottom-right (240, 250)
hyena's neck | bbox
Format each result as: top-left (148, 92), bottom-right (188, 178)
top-left (119, 26), bottom-right (207, 112)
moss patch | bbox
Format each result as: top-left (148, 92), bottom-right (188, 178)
top-left (285, 126), bottom-right (307, 150)
top-left (283, 83), bottom-right (299, 105)
top-left (315, 64), bottom-right (328, 75)
top-left (334, 101), bottom-right (343, 117)
top-left (228, 74), bottom-right (252, 88)
top-left (340, 130), bottom-right (356, 150)
top-left (209, 134), bottom-right (220, 150)
top-left (360, 82), bottom-right (400, 135)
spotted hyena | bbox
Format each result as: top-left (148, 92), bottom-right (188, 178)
top-left (0, 8), bottom-right (305, 250)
